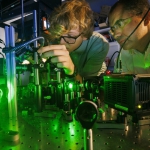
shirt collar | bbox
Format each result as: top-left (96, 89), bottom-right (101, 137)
top-left (123, 42), bottom-right (150, 55)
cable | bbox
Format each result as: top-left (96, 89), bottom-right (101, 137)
top-left (116, 8), bottom-right (150, 72)
top-left (106, 51), bottom-right (119, 70)
top-left (0, 52), bottom-right (4, 58)
top-left (2, 36), bottom-right (44, 53)
top-left (0, 39), bottom-right (5, 58)
top-left (0, 39), bottom-right (5, 46)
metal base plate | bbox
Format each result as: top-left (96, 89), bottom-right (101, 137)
top-left (0, 108), bottom-right (150, 150)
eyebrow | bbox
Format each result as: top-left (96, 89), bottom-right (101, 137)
top-left (110, 13), bottom-right (123, 25)
top-left (112, 17), bottom-right (122, 25)
top-left (110, 16), bottom-right (128, 28)
top-left (68, 30), bottom-right (80, 33)
top-left (67, 33), bottom-right (80, 37)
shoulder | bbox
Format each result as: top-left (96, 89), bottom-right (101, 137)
top-left (82, 32), bottom-right (109, 55)
top-left (86, 32), bottom-right (109, 49)
top-left (90, 31), bottom-right (108, 43)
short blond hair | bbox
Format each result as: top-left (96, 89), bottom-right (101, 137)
top-left (48, 0), bottom-right (94, 40)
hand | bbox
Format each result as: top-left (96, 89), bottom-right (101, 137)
top-left (37, 45), bottom-right (75, 75)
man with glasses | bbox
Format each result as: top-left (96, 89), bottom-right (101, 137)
top-left (37, 0), bottom-right (109, 81)
top-left (108, 0), bottom-right (150, 74)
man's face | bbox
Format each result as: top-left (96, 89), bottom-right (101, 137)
top-left (59, 27), bottom-right (87, 52)
top-left (109, 4), bottom-right (149, 52)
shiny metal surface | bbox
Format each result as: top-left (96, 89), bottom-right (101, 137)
top-left (0, 107), bottom-right (150, 150)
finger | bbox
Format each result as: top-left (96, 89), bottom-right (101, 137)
top-left (56, 62), bottom-right (64, 68)
top-left (56, 62), bottom-right (69, 68)
top-left (42, 50), bottom-right (69, 58)
top-left (56, 62), bottom-right (73, 75)
top-left (41, 51), bottom-right (53, 58)
top-left (51, 55), bottom-right (69, 63)
top-left (38, 45), bottom-right (66, 53)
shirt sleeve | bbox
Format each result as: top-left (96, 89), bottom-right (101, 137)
top-left (80, 35), bottom-right (109, 77)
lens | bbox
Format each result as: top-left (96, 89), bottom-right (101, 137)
top-left (64, 37), bottom-right (75, 44)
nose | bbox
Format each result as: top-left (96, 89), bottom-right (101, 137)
top-left (60, 37), bottom-right (66, 44)
top-left (113, 28), bottom-right (122, 40)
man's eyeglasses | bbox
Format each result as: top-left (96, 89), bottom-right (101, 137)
top-left (109, 17), bottom-right (132, 35)
top-left (109, 12), bottom-right (142, 36)
top-left (58, 33), bottom-right (83, 44)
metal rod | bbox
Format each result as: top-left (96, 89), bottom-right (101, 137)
top-left (84, 129), bottom-right (93, 150)
top-left (5, 26), bottom-right (12, 118)
top-left (33, 10), bottom-right (42, 112)
top-left (5, 26), bottom-right (17, 119)
top-left (9, 26), bottom-right (17, 118)
top-left (33, 10), bottom-right (39, 85)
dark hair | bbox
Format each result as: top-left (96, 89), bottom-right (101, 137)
top-left (109, 0), bottom-right (150, 16)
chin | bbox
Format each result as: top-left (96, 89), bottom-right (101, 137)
top-left (122, 43), bottom-right (133, 50)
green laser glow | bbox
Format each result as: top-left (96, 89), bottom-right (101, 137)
top-left (69, 83), bottom-right (73, 89)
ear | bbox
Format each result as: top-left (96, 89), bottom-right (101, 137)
top-left (144, 11), bottom-right (150, 26)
